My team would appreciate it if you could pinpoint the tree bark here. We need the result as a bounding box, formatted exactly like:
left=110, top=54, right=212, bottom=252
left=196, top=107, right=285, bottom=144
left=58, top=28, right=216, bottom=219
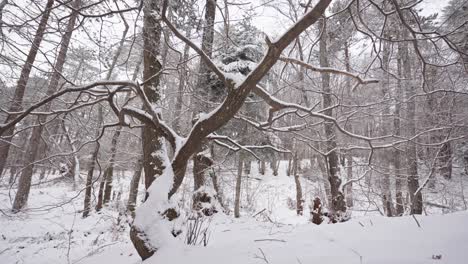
left=96, top=14, right=131, bottom=208
left=343, top=42, right=354, bottom=207
left=83, top=105, right=103, bottom=218
left=12, top=0, right=79, bottom=211
left=398, top=27, right=423, bottom=215
left=234, top=153, right=243, bottom=218
left=127, top=159, right=143, bottom=216
left=102, top=128, right=120, bottom=204
left=172, top=29, right=191, bottom=133
left=192, top=0, right=217, bottom=208
left=319, top=18, right=346, bottom=221
left=0, top=0, right=55, bottom=176
left=130, top=0, right=332, bottom=259
left=130, top=0, right=165, bottom=260
left=293, top=152, right=303, bottom=215
left=380, top=35, right=394, bottom=217
left=394, top=44, right=405, bottom=216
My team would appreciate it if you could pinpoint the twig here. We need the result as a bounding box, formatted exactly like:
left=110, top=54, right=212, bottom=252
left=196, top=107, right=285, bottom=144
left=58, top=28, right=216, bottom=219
left=254, top=248, right=270, bottom=264
left=252, top=208, right=266, bottom=217
left=254, top=238, right=287, bottom=243
left=412, top=214, right=421, bottom=228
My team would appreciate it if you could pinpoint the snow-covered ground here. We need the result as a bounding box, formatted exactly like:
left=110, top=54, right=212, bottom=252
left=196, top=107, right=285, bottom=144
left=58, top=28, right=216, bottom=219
left=1, top=162, right=467, bottom=264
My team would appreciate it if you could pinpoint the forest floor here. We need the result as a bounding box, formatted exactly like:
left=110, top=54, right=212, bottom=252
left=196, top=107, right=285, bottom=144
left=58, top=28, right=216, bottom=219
left=1, top=162, right=467, bottom=264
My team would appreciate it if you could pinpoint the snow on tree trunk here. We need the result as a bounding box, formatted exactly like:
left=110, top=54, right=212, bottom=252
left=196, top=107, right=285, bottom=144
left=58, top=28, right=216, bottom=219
left=130, top=0, right=167, bottom=259
left=130, top=139, right=178, bottom=260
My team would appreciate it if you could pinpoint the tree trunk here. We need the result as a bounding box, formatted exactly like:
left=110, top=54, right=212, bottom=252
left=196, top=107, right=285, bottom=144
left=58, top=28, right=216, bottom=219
left=127, top=159, right=143, bottom=216
left=192, top=0, right=217, bottom=208
left=0, top=0, right=8, bottom=37
left=97, top=13, right=130, bottom=207
left=103, top=128, right=121, bottom=204
left=129, top=0, right=333, bottom=259
left=234, top=153, right=243, bottom=218
left=172, top=28, right=191, bottom=133
left=0, top=0, right=54, bottom=176
left=12, top=0, right=80, bottom=211
left=259, top=160, right=266, bottom=175
left=83, top=105, right=103, bottom=218
left=394, top=45, right=404, bottom=216
left=61, top=120, right=79, bottom=188
left=380, top=35, right=394, bottom=217
left=316, top=154, right=332, bottom=208
left=345, top=154, right=353, bottom=207
left=319, top=18, right=346, bottom=221
left=210, top=167, right=224, bottom=209
left=293, top=152, right=303, bottom=215
left=343, top=42, right=353, bottom=207
left=399, top=27, right=422, bottom=215
left=130, top=0, right=165, bottom=259
left=95, top=175, right=106, bottom=212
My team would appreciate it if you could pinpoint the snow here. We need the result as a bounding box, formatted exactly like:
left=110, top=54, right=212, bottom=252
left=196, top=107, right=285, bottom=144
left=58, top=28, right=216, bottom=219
left=0, top=181, right=140, bottom=264
left=1, top=161, right=468, bottom=264
left=133, top=138, right=180, bottom=250
left=148, top=211, right=468, bottom=264
left=223, top=72, right=246, bottom=88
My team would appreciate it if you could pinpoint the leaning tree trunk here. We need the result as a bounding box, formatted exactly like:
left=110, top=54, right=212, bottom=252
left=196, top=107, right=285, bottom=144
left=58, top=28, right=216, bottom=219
left=128, top=0, right=333, bottom=259
left=0, top=0, right=54, bottom=176
left=12, top=0, right=80, bottom=211
left=319, top=18, right=346, bottom=221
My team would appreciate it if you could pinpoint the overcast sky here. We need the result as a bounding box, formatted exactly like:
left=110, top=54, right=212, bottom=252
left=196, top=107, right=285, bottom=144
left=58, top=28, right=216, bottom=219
left=250, top=0, right=449, bottom=36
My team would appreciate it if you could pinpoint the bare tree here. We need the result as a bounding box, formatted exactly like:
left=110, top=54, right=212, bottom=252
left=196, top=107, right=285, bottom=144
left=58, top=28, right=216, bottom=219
left=0, top=0, right=55, bottom=176
left=12, top=0, right=80, bottom=211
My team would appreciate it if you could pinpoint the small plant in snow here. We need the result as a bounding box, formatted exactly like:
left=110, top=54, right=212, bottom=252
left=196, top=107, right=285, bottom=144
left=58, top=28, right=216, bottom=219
left=184, top=215, right=212, bottom=247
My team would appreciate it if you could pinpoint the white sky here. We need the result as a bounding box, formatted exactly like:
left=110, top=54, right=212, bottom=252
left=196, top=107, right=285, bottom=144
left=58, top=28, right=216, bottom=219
left=249, top=0, right=449, bottom=36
